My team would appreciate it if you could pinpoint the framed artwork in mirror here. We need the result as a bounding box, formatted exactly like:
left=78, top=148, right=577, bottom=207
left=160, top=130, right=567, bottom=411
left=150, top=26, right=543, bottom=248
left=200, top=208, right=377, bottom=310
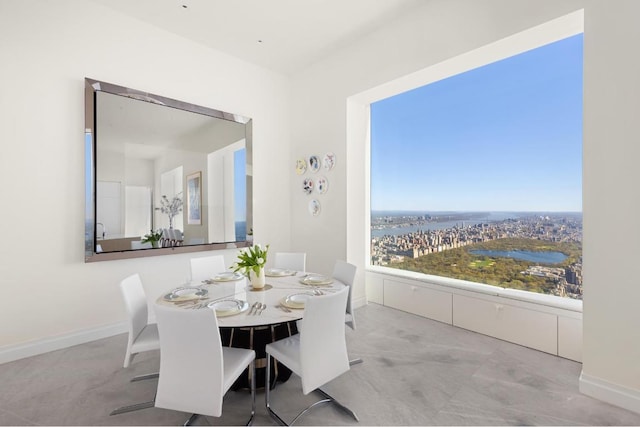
left=187, top=171, right=202, bottom=225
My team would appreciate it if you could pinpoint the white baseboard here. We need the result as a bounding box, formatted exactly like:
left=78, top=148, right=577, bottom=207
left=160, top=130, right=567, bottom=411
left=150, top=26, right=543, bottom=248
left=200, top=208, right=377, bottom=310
left=579, top=371, right=640, bottom=414
left=353, top=295, right=367, bottom=309
left=0, top=322, right=127, bottom=365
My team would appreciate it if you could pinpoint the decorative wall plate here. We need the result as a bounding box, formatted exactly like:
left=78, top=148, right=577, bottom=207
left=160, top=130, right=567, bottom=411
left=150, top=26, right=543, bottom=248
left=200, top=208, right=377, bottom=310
left=295, top=158, right=307, bottom=175
left=316, top=176, right=328, bottom=194
left=308, top=199, right=321, bottom=216
left=309, top=155, right=320, bottom=173
left=323, top=152, right=336, bottom=170
left=302, top=178, right=314, bottom=194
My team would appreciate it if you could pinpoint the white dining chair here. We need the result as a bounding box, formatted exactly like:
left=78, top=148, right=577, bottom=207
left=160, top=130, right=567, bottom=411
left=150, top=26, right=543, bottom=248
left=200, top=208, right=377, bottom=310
left=110, top=273, right=160, bottom=416
left=190, top=255, right=226, bottom=282
left=265, top=287, right=358, bottom=425
left=154, top=304, right=256, bottom=426
left=333, top=260, right=363, bottom=366
left=273, top=252, right=307, bottom=272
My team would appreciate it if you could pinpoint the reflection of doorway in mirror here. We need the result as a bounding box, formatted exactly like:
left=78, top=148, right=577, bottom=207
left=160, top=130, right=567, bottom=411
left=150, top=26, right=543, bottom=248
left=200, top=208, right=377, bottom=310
left=96, top=181, right=122, bottom=239
left=125, top=186, right=152, bottom=238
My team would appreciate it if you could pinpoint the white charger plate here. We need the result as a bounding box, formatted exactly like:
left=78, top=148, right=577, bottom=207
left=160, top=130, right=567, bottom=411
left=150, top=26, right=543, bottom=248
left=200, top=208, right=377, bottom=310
left=265, top=268, right=295, bottom=277
left=212, top=272, right=244, bottom=282
left=300, top=275, right=333, bottom=286
left=281, top=293, right=314, bottom=309
left=208, top=299, right=249, bottom=317
left=164, top=287, right=208, bottom=302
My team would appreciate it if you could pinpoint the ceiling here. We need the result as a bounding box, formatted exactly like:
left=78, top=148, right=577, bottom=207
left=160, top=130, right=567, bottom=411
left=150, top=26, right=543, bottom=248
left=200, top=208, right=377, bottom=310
left=90, top=0, right=425, bottom=75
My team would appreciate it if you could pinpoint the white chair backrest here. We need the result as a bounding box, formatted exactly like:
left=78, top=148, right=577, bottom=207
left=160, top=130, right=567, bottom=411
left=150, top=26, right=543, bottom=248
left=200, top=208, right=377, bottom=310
left=333, top=260, right=357, bottom=327
left=155, top=304, right=225, bottom=417
left=274, top=252, right=307, bottom=272
left=119, top=274, right=149, bottom=350
left=190, top=255, right=226, bottom=281
left=299, top=286, right=350, bottom=394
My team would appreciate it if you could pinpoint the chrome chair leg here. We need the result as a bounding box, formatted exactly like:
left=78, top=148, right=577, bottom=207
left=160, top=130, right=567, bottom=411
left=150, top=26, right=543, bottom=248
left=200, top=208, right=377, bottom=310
left=316, top=388, right=359, bottom=422
left=265, top=355, right=359, bottom=426
left=131, top=372, right=159, bottom=382
left=110, top=399, right=155, bottom=416
left=183, top=413, right=199, bottom=426
left=349, top=358, right=363, bottom=366
left=265, top=355, right=287, bottom=426
left=181, top=361, right=255, bottom=426
left=247, top=360, right=256, bottom=426
left=288, top=399, right=332, bottom=425
left=110, top=375, right=158, bottom=415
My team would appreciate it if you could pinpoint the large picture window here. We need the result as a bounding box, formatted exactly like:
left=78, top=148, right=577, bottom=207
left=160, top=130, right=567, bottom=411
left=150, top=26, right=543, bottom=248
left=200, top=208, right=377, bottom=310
left=370, top=34, right=583, bottom=300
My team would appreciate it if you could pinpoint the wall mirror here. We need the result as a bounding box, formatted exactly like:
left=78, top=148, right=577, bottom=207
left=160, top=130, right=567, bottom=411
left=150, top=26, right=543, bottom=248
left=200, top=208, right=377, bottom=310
left=85, top=78, right=253, bottom=262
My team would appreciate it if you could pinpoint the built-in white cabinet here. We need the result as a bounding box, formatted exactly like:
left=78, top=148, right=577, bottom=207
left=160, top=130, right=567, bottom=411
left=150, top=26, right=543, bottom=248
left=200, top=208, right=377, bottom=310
left=453, top=293, right=557, bottom=355
left=383, top=279, right=452, bottom=324
left=366, top=270, right=582, bottom=362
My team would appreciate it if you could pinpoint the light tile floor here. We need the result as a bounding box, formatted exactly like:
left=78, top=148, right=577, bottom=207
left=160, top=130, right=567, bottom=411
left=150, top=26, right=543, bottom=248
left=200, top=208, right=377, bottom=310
left=1, top=303, right=639, bottom=426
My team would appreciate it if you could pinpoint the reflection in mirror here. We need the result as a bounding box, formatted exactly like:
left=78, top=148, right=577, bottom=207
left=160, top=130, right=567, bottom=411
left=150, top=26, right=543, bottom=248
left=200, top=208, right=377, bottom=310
left=85, top=78, right=253, bottom=262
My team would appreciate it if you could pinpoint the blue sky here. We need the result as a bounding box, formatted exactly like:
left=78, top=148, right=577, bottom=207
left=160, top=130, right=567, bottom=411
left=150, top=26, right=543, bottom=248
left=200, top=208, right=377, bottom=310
left=370, top=33, right=583, bottom=212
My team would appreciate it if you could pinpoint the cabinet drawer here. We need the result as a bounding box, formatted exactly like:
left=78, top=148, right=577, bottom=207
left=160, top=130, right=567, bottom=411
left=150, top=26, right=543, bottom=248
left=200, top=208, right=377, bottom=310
left=383, top=279, right=452, bottom=324
left=453, top=294, right=557, bottom=355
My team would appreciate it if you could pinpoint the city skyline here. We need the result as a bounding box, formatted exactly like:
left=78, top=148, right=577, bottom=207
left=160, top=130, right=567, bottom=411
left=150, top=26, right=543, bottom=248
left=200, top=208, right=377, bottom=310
left=370, top=33, right=583, bottom=212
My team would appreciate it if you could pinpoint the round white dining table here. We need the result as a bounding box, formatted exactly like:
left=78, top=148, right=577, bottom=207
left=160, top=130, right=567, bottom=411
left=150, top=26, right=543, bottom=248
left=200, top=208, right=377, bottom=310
left=155, top=271, right=346, bottom=327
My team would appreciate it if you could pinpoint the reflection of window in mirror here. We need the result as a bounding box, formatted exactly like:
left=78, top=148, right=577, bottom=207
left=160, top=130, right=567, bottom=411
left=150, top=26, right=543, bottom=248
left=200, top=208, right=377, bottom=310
left=234, top=148, right=247, bottom=239
left=207, top=140, right=245, bottom=242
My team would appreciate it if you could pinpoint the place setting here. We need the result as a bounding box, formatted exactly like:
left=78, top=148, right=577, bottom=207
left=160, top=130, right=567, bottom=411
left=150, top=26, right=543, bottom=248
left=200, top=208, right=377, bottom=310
left=279, top=292, right=315, bottom=311
left=299, top=274, right=334, bottom=287
left=264, top=267, right=297, bottom=277
left=207, top=299, right=250, bottom=317
left=162, top=286, right=209, bottom=308
left=201, top=271, right=245, bottom=284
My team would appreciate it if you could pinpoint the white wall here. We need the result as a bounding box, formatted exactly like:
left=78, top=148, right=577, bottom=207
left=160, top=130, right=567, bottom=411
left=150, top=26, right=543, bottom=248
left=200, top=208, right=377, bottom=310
left=0, top=0, right=291, bottom=349
left=579, top=0, right=640, bottom=411
left=289, top=0, right=640, bottom=413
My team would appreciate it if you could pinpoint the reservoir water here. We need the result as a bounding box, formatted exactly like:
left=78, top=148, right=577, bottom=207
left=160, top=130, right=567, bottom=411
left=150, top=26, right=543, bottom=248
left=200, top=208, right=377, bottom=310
left=469, top=249, right=567, bottom=264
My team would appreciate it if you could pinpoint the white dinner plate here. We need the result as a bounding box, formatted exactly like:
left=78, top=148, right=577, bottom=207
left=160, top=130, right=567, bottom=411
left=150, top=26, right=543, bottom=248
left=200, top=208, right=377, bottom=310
left=164, top=287, right=208, bottom=302
left=265, top=268, right=295, bottom=277
left=281, top=293, right=314, bottom=309
left=300, top=275, right=333, bottom=286
left=212, top=272, right=244, bottom=282
left=208, top=299, right=249, bottom=317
